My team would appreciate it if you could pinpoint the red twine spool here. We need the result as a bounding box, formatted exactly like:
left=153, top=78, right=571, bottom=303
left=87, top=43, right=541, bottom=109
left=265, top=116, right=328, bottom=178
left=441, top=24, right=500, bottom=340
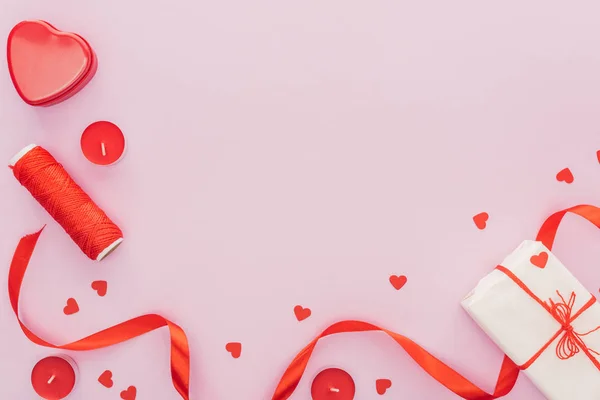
left=9, top=144, right=123, bottom=260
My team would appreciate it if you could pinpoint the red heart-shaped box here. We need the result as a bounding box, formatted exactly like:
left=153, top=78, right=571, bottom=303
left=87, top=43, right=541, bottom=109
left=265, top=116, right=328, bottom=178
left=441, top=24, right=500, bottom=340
left=7, top=20, right=97, bottom=106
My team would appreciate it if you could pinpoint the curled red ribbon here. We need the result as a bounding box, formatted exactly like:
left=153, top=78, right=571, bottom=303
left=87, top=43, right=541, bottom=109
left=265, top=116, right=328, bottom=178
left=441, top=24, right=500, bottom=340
left=272, top=204, right=600, bottom=399
left=536, top=204, right=600, bottom=249
left=10, top=205, right=600, bottom=399
left=272, top=322, right=519, bottom=399
left=8, top=228, right=190, bottom=399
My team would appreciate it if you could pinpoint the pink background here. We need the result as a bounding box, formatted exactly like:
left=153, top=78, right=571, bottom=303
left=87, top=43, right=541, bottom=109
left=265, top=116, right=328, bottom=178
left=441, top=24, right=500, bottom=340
left=2, top=1, right=600, bottom=399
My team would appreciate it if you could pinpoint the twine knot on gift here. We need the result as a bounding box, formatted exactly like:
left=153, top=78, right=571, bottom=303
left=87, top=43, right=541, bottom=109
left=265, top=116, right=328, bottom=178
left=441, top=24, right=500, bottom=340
left=496, top=266, right=600, bottom=370
left=549, top=291, right=600, bottom=361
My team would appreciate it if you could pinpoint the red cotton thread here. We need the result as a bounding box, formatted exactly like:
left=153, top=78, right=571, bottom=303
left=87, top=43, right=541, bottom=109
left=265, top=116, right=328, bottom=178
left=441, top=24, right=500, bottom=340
left=9, top=144, right=123, bottom=261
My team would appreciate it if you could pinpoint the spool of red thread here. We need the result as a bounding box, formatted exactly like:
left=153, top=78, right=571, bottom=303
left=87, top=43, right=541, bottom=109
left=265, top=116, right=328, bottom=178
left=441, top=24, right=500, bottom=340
left=9, top=144, right=123, bottom=260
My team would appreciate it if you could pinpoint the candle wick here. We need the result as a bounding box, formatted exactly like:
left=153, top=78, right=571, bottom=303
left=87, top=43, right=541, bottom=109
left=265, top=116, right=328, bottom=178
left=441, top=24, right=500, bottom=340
left=330, top=387, right=340, bottom=393
left=47, top=375, right=56, bottom=384
left=101, top=142, right=106, bottom=157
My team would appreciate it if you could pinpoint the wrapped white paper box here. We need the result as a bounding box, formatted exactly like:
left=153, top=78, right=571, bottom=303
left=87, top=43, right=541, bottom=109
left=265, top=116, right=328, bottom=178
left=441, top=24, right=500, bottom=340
left=462, top=240, right=600, bottom=400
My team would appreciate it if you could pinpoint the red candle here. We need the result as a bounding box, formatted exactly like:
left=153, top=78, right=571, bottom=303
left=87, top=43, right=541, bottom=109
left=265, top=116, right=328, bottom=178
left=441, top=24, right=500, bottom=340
left=311, top=368, right=355, bottom=400
left=31, top=356, right=77, bottom=400
left=80, top=121, right=126, bottom=165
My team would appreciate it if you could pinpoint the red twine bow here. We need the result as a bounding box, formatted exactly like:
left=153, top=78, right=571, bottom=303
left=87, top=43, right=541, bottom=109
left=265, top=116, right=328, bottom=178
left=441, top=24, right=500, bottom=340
left=496, top=266, right=600, bottom=370
left=550, top=292, right=600, bottom=361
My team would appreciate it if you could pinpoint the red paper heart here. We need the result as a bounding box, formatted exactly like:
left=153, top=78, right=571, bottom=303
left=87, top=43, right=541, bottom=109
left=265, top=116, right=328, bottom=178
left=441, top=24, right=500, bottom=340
left=473, top=212, right=489, bottom=230
left=389, top=275, right=407, bottom=290
left=225, top=342, right=242, bottom=358
left=376, top=379, right=392, bottom=395
left=98, top=370, right=113, bottom=388
left=556, top=168, right=574, bottom=184
left=120, top=386, right=137, bottom=400
left=7, top=20, right=97, bottom=106
left=530, top=251, right=549, bottom=269
left=294, top=305, right=311, bottom=321
left=91, top=280, right=108, bottom=297
left=597, top=150, right=600, bottom=164
left=63, top=298, right=79, bottom=315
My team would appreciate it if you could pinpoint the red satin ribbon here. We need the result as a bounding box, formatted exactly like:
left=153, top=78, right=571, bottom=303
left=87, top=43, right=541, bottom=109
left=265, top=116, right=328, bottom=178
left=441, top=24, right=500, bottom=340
left=272, top=321, right=519, bottom=400
left=8, top=228, right=190, bottom=399
left=536, top=204, right=600, bottom=250
left=10, top=205, right=600, bottom=399
left=272, top=204, right=600, bottom=399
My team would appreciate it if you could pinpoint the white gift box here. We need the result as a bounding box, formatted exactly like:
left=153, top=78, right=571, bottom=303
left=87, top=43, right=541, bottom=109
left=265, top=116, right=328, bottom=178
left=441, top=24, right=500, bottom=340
left=462, top=240, right=600, bottom=400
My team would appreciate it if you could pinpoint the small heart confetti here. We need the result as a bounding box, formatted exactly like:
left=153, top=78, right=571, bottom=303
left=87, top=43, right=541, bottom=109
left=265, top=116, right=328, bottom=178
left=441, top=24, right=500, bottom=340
left=63, top=298, right=79, bottom=315
left=376, top=379, right=392, bottom=395
left=530, top=251, right=549, bottom=269
left=120, top=386, right=137, bottom=400
left=389, top=275, right=408, bottom=290
left=556, top=168, right=574, bottom=184
left=225, top=342, right=242, bottom=358
left=597, top=150, right=600, bottom=164
left=91, top=280, right=107, bottom=297
left=294, top=305, right=311, bottom=321
left=473, top=212, right=489, bottom=230
left=98, top=370, right=113, bottom=388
